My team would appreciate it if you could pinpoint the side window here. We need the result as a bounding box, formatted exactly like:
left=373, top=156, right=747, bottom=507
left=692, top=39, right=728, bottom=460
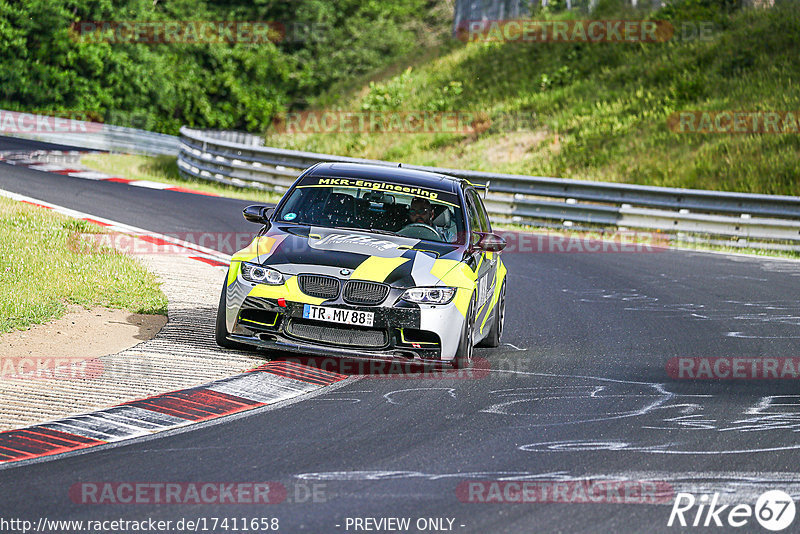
left=466, top=192, right=481, bottom=234
left=467, top=189, right=489, bottom=233
left=475, top=192, right=491, bottom=233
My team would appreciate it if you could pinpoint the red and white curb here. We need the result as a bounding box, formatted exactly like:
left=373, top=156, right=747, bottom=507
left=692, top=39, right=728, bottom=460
left=0, top=362, right=346, bottom=464
left=0, top=187, right=350, bottom=464
left=0, top=188, right=231, bottom=268
left=0, top=150, right=218, bottom=197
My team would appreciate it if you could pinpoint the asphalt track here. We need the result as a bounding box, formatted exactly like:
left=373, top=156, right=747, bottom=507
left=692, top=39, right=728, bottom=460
left=2, top=136, right=800, bottom=533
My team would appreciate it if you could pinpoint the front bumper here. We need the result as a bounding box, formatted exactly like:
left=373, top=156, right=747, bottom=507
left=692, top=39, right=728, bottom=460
left=229, top=333, right=436, bottom=362
left=226, top=278, right=467, bottom=362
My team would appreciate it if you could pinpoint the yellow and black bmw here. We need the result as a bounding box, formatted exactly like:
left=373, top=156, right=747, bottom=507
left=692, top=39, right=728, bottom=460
left=216, top=162, right=507, bottom=369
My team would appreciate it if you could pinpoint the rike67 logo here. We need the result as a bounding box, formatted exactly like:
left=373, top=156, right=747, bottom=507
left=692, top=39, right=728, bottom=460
left=668, top=491, right=796, bottom=531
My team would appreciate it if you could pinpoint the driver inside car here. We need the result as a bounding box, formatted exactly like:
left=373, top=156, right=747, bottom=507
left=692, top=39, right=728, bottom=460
left=408, top=197, right=434, bottom=226
left=407, top=197, right=455, bottom=242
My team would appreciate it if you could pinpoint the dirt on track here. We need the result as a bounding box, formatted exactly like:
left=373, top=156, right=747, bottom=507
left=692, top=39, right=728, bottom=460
left=1, top=305, right=166, bottom=360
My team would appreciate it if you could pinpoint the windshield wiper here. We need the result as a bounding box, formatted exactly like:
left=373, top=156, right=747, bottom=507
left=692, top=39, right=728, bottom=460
left=333, top=225, right=449, bottom=244
left=333, top=226, right=399, bottom=237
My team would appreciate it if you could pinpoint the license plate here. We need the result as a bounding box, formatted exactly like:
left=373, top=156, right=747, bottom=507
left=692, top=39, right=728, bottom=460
left=303, top=305, right=374, bottom=327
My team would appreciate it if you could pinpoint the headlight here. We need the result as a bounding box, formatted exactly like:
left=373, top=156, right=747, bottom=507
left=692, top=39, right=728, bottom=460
left=241, top=262, right=284, bottom=285
left=401, top=287, right=456, bottom=304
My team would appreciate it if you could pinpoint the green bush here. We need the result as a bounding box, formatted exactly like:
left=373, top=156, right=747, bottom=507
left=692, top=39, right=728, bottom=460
left=0, top=0, right=451, bottom=134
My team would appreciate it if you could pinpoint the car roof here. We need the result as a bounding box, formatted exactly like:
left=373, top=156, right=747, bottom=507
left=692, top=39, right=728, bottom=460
left=306, top=162, right=463, bottom=195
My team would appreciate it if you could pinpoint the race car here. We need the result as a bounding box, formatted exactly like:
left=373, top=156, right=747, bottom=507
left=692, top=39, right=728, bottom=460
left=215, top=162, right=507, bottom=369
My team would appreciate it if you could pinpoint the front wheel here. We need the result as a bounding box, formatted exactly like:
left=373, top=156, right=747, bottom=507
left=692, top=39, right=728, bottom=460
left=451, top=298, right=476, bottom=369
left=478, top=280, right=505, bottom=348
left=215, top=279, right=247, bottom=350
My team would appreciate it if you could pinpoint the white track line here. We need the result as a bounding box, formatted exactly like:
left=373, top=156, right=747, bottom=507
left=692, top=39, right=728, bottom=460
left=0, top=150, right=217, bottom=196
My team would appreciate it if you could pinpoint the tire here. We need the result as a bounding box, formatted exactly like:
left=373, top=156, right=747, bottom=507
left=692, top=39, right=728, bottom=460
left=478, top=280, right=505, bottom=348
left=451, top=297, right=476, bottom=369
left=215, top=279, right=248, bottom=350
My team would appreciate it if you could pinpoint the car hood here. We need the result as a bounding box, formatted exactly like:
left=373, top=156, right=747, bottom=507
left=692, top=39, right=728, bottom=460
left=237, top=225, right=467, bottom=288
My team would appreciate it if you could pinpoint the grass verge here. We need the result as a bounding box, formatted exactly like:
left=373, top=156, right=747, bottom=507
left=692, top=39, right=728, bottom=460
left=79, top=154, right=281, bottom=203
left=0, top=196, right=168, bottom=334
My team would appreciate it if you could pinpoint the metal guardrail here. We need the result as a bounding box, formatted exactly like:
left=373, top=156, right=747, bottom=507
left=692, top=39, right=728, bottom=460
left=0, top=110, right=179, bottom=156
left=178, top=127, right=800, bottom=245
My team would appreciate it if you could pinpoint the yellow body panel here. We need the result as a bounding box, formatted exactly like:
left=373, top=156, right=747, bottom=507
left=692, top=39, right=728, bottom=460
left=351, top=256, right=409, bottom=283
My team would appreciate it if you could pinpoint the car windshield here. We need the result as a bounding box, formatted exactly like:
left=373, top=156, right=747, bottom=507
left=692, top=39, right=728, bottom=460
left=274, top=177, right=465, bottom=244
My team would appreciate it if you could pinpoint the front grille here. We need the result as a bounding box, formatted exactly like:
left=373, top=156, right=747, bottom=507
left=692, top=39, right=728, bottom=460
left=343, top=280, right=390, bottom=305
left=298, top=274, right=340, bottom=299
left=286, top=319, right=387, bottom=348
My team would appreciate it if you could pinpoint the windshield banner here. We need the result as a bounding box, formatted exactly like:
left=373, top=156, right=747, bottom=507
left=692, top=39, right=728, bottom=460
left=298, top=176, right=459, bottom=205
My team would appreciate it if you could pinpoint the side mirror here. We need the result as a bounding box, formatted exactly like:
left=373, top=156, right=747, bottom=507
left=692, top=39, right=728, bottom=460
left=471, top=232, right=506, bottom=252
left=243, top=205, right=273, bottom=228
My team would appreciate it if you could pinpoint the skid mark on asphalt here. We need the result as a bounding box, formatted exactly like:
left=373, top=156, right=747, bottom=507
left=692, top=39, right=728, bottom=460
left=485, top=370, right=675, bottom=424
left=565, top=286, right=800, bottom=338
left=0, top=362, right=346, bottom=466
left=308, top=390, right=375, bottom=404
left=560, top=287, right=659, bottom=304
left=520, top=439, right=800, bottom=455
left=481, top=384, right=679, bottom=418
left=383, top=388, right=457, bottom=405
left=279, top=375, right=800, bottom=505
left=297, top=470, right=572, bottom=481
left=759, top=261, right=800, bottom=277
left=457, top=369, right=800, bottom=456
left=726, top=331, right=800, bottom=338
left=294, top=470, right=800, bottom=504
